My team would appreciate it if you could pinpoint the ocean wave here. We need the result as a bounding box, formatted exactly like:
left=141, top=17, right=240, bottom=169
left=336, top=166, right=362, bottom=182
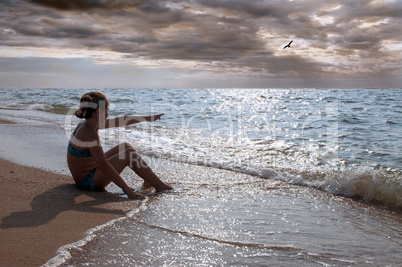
left=235, top=165, right=400, bottom=210
left=105, top=124, right=402, bottom=210
left=261, top=167, right=402, bottom=209
left=0, top=101, right=72, bottom=115
left=127, top=140, right=402, bottom=210
left=0, top=102, right=53, bottom=111
left=26, top=103, right=53, bottom=111
left=134, top=146, right=402, bottom=209
left=0, top=101, right=24, bottom=110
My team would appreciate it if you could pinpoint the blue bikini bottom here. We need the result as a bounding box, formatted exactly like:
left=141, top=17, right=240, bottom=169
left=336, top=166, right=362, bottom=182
left=75, top=168, right=96, bottom=191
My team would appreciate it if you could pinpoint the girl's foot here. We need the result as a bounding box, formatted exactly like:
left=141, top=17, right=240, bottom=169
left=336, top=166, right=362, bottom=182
left=143, top=180, right=173, bottom=192
left=155, top=184, right=173, bottom=192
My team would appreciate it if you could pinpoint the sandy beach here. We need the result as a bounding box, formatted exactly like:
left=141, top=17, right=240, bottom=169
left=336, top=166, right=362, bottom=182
left=0, top=157, right=143, bottom=266
left=0, top=118, right=143, bottom=266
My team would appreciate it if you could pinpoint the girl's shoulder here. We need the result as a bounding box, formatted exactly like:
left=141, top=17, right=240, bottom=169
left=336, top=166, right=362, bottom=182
left=74, top=122, right=98, bottom=141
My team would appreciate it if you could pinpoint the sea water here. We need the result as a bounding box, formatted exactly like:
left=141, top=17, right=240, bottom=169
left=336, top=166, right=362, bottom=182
left=0, top=88, right=401, bottom=266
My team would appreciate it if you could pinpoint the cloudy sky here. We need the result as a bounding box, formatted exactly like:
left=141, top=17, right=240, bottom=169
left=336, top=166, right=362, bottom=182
left=0, top=0, right=401, bottom=88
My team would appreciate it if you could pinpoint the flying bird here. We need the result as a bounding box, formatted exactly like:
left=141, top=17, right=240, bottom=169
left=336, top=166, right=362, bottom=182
left=283, top=40, right=293, bottom=49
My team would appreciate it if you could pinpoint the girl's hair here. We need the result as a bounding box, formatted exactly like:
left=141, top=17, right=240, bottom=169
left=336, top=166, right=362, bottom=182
left=75, top=91, right=109, bottom=119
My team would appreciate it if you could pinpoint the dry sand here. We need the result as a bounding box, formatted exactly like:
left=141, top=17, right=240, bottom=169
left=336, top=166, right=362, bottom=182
left=0, top=158, right=141, bottom=266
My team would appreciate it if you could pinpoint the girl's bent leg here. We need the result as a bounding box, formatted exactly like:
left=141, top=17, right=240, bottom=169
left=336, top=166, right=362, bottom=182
left=91, top=157, right=141, bottom=199
left=104, top=142, right=172, bottom=192
left=92, top=144, right=135, bottom=190
left=129, top=151, right=173, bottom=192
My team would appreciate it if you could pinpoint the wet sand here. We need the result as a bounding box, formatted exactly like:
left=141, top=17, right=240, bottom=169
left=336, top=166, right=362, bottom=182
left=0, top=158, right=141, bottom=266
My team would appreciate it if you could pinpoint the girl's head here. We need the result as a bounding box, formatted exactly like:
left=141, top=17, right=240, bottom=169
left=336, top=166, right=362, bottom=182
left=75, top=91, right=109, bottom=119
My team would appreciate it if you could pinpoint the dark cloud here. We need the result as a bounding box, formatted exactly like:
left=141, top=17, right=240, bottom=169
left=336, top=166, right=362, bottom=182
left=195, top=0, right=281, bottom=18
left=30, top=0, right=108, bottom=10
left=29, top=0, right=173, bottom=13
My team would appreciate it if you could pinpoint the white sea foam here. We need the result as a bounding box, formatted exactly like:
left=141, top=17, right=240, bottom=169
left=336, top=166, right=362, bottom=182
left=42, top=217, right=126, bottom=267
left=0, top=102, right=53, bottom=112
left=27, top=103, right=54, bottom=111
left=120, top=126, right=402, bottom=209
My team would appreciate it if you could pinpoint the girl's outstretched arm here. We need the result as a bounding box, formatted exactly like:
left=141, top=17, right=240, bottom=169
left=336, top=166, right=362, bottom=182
left=102, top=113, right=164, bottom=129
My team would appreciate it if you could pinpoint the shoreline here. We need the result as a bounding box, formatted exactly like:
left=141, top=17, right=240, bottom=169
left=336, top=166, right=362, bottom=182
left=0, top=157, right=141, bottom=266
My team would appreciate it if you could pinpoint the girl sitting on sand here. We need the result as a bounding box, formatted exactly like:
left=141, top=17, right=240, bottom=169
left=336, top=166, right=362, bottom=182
left=67, top=91, right=172, bottom=198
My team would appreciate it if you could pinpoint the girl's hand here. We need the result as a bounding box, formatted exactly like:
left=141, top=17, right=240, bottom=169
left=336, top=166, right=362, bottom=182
left=148, top=113, right=164, bottom=122
left=123, top=187, right=142, bottom=199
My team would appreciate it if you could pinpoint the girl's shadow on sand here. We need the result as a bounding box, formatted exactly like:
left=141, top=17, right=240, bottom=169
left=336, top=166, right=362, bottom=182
left=0, top=184, right=134, bottom=229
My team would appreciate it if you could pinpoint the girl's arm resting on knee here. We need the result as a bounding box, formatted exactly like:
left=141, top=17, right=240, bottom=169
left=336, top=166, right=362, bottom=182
left=88, top=136, right=131, bottom=191
left=102, top=114, right=164, bottom=129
